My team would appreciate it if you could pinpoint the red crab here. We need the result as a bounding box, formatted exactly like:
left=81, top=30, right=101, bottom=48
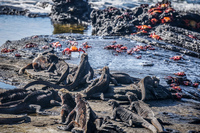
left=175, top=93, right=182, bottom=99
left=150, top=10, right=163, bottom=16
left=68, top=41, right=78, bottom=46
left=32, top=35, right=38, bottom=39
left=170, top=83, right=179, bottom=87
left=104, top=45, right=115, bottom=50
left=193, top=83, right=199, bottom=88
left=62, top=46, right=85, bottom=55
left=82, top=42, right=92, bottom=49
left=131, top=30, right=148, bottom=35
left=52, top=42, right=62, bottom=48
left=172, top=86, right=182, bottom=92
left=188, top=35, right=198, bottom=39
left=148, top=7, right=161, bottom=13
left=183, top=81, right=192, bottom=86
left=111, top=41, right=117, bottom=44
left=120, top=46, right=128, bottom=50
left=42, top=45, right=49, bottom=49
left=136, top=55, right=142, bottom=59
left=114, top=44, right=123, bottom=48
left=165, top=7, right=175, bottom=13
left=24, top=43, right=37, bottom=48
left=15, top=54, right=21, bottom=57
left=136, top=25, right=152, bottom=30
left=149, top=33, right=162, bottom=40
left=1, top=48, right=15, bottom=53
left=161, top=16, right=173, bottom=23
left=174, top=72, right=186, bottom=76
left=127, top=48, right=134, bottom=55
left=151, top=18, right=159, bottom=25
left=170, top=56, right=184, bottom=61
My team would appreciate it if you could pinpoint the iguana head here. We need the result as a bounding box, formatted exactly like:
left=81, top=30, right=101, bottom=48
left=75, top=93, right=83, bottom=103
left=126, top=91, right=138, bottom=103
left=103, top=66, right=109, bottom=73
left=108, top=100, right=119, bottom=109
left=81, top=53, right=88, bottom=61
left=59, top=89, right=75, bottom=106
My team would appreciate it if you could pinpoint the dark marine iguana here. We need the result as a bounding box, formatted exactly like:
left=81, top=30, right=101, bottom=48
left=83, top=66, right=120, bottom=97
left=57, top=93, right=97, bottom=133
left=0, top=115, right=30, bottom=124
left=110, top=72, right=140, bottom=84
left=0, top=90, right=61, bottom=114
left=138, top=76, right=171, bottom=101
left=126, top=91, right=165, bottom=132
left=19, top=53, right=59, bottom=75
left=58, top=89, right=76, bottom=123
left=108, top=100, right=157, bottom=133
left=23, top=53, right=94, bottom=91
left=0, top=89, right=33, bottom=104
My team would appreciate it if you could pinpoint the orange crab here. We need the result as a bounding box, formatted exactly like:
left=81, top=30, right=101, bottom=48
left=62, top=46, right=85, bottom=56
left=174, top=72, right=186, bottom=76
left=149, top=33, right=162, bottom=40
left=161, top=16, right=173, bottom=23
left=170, top=56, right=184, bottom=61
left=150, top=18, right=159, bottom=25
left=159, top=3, right=169, bottom=9
left=150, top=10, right=163, bottom=16
left=136, top=25, right=152, bottom=30
left=148, top=7, right=161, bottom=13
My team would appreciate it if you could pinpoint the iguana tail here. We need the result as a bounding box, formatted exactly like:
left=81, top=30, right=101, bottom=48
left=23, top=80, right=62, bottom=90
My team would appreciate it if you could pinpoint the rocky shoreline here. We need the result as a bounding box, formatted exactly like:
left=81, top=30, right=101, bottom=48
left=0, top=0, right=200, bottom=133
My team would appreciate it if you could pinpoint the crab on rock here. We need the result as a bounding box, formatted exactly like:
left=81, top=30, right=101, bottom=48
left=62, top=46, right=85, bottom=56
left=149, top=33, right=162, bottom=40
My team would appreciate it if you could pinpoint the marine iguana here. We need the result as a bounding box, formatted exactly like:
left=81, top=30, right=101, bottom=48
left=0, top=115, right=30, bottom=124
left=23, top=53, right=94, bottom=91
left=58, top=89, right=76, bottom=123
left=138, top=76, right=171, bottom=101
left=110, top=73, right=140, bottom=84
left=19, top=53, right=59, bottom=75
left=0, top=89, right=32, bottom=104
left=126, top=92, right=165, bottom=132
left=57, top=93, right=97, bottom=133
left=0, top=90, right=61, bottom=114
left=84, top=66, right=119, bottom=97
left=108, top=100, right=157, bottom=133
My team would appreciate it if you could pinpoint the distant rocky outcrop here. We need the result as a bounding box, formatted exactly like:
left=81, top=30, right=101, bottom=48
left=50, top=0, right=92, bottom=24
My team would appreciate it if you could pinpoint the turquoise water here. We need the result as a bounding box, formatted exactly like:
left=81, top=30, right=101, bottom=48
left=0, top=15, right=54, bottom=45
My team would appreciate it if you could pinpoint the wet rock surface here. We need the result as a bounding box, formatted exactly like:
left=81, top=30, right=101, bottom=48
left=0, top=34, right=200, bottom=132
left=90, top=3, right=200, bottom=55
